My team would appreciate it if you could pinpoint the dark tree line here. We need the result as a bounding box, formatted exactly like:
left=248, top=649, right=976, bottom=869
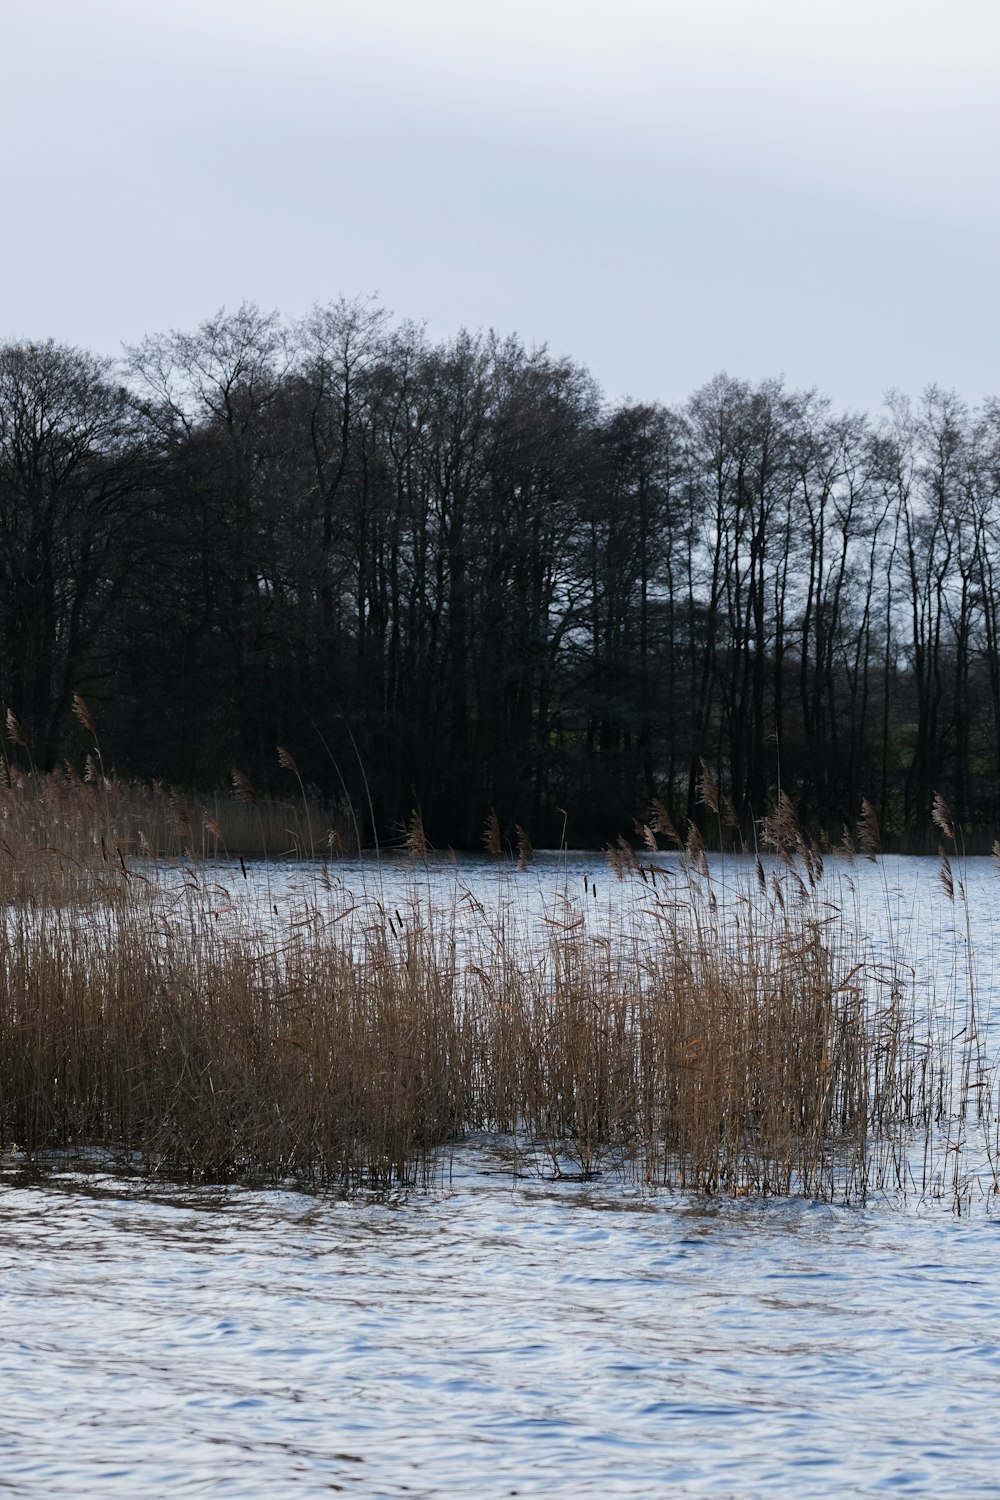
left=3, top=299, right=1000, bottom=848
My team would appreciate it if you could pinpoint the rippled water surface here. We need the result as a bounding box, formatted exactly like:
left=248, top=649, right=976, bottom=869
left=4, top=853, right=1000, bottom=1496
left=2, top=1153, right=1000, bottom=1497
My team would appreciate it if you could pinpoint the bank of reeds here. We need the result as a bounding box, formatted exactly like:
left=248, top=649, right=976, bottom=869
left=0, top=769, right=989, bottom=1202
left=0, top=759, right=356, bottom=907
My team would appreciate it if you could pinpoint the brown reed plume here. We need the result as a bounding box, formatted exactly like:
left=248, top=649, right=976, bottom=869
left=858, top=798, right=881, bottom=860
left=483, top=808, right=503, bottom=857
left=649, top=798, right=683, bottom=849
left=932, top=792, right=955, bottom=843
left=405, top=808, right=430, bottom=859
left=697, top=758, right=720, bottom=814
left=5, top=708, right=25, bottom=748
left=232, top=769, right=256, bottom=803
left=71, top=693, right=97, bottom=737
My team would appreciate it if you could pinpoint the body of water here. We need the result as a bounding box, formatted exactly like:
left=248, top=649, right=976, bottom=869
left=3, top=851, right=999, bottom=1496
left=2, top=1156, right=999, bottom=1497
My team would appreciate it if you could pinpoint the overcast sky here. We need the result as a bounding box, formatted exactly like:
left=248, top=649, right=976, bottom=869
left=4, top=0, right=999, bottom=413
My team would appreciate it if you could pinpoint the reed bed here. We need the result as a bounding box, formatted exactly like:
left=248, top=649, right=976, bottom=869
left=0, top=769, right=993, bottom=1204
left=0, top=760, right=356, bottom=908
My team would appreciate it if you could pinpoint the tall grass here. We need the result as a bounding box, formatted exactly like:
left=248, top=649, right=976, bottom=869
left=0, top=766, right=991, bottom=1203
left=0, top=761, right=357, bottom=907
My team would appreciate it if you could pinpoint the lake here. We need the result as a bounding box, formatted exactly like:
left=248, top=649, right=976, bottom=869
left=2, top=851, right=999, bottom=1496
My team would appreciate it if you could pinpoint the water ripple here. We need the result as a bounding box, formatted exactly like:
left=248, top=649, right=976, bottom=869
left=0, top=1153, right=998, bottom=1496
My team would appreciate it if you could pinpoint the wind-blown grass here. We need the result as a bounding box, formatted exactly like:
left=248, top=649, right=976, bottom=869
left=0, top=766, right=992, bottom=1203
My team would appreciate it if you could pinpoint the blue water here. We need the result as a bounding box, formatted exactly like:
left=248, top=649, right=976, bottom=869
left=3, top=851, right=1000, bottom=1496
left=1, top=1151, right=998, bottom=1497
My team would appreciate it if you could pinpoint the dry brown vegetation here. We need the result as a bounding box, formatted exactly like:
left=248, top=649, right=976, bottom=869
left=0, top=755, right=356, bottom=907
left=0, top=763, right=994, bottom=1203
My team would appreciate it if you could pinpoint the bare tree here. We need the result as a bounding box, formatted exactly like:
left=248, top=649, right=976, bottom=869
left=0, top=339, right=145, bottom=764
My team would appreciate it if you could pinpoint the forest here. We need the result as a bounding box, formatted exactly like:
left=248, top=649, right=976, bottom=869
left=1, top=297, right=998, bottom=849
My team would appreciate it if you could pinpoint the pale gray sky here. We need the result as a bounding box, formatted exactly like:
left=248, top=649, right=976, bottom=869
left=4, top=0, right=999, bottom=412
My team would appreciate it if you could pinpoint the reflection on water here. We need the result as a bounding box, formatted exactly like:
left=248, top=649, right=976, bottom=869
left=4, top=852, right=1000, bottom=1494
left=2, top=1145, right=1000, bottom=1496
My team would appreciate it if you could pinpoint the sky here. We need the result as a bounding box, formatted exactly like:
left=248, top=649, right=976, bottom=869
left=3, top=0, right=999, bottom=414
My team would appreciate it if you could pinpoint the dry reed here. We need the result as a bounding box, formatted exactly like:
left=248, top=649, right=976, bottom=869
left=0, top=763, right=357, bottom=908
left=0, top=769, right=991, bottom=1204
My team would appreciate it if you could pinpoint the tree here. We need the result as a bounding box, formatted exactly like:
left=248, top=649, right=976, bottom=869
left=125, top=304, right=296, bottom=780
left=0, top=339, right=147, bottom=764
